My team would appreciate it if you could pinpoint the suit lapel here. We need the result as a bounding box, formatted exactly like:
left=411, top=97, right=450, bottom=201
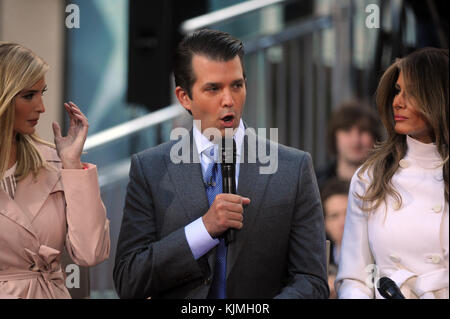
left=165, top=129, right=273, bottom=278
left=165, top=130, right=210, bottom=222
left=226, top=132, right=272, bottom=278
left=165, top=130, right=218, bottom=273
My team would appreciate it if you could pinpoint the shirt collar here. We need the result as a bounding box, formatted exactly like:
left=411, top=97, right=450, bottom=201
left=193, top=119, right=245, bottom=160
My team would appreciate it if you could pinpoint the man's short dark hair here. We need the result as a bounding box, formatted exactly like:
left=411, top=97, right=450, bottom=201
left=173, top=29, right=245, bottom=99
left=320, top=178, right=350, bottom=218
left=327, top=101, right=383, bottom=156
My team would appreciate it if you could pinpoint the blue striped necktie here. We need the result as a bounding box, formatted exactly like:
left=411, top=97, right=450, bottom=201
left=203, top=147, right=227, bottom=299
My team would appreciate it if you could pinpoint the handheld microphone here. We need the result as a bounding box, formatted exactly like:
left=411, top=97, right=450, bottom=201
left=221, top=137, right=236, bottom=246
left=377, top=277, right=406, bottom=299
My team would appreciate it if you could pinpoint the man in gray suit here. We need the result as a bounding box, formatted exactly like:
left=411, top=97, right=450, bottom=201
left=113, top=29, right=329, bottom=299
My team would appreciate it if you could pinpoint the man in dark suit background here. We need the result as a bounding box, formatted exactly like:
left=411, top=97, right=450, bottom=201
left=113, top=29, right=329, bottom=299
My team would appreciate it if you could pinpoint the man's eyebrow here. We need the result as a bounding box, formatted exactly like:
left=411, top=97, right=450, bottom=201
left=201, top=79, right=244, bottom=88
left=203, top=82, right=220, bottom=86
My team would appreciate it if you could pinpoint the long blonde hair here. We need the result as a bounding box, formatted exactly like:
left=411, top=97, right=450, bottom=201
left=0, top=42, right=54, bottom=181
left=358, top=47, right=449, bottom=212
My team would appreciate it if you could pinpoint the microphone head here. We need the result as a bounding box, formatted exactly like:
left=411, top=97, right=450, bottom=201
left=221, top=137, right=236, bottom=164
left=377, top=277, right=405, bottom=299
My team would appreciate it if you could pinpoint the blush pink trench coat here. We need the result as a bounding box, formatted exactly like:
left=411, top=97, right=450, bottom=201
left=0, top=144, right=110, bottom=298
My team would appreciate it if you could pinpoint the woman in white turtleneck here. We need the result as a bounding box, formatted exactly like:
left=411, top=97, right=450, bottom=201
left=335, top=47, right=449, bottom=299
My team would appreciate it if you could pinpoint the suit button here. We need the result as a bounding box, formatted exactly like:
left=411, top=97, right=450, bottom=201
left=204, top=277, right=212, bottom=285
left=399, top=159, right=410, bottom=168
left=389, top=254, right=401, bottom=263
left=432, top=204, right=442, bottom=213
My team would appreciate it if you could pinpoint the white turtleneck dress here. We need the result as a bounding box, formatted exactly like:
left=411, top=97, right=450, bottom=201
left=335, top=135, right=449, bottom=299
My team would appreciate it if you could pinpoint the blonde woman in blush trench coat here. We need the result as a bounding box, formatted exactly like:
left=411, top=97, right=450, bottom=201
left=0, top=42, right=110, bottom=299
left=0, top=145, right=110, bottom=299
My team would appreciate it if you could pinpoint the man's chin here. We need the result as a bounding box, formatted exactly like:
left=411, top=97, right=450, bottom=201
left=220, top=126, right=239, bottom=137
left=347, top=157, right=367, bottom=166
left=219, top=121, right=240, bottom=134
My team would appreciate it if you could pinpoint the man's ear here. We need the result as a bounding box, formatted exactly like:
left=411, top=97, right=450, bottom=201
left=175, top=86, right=192, bottom=112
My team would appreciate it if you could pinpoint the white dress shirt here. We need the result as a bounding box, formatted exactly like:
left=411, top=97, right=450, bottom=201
left=184, top=119, right=245, bottom=260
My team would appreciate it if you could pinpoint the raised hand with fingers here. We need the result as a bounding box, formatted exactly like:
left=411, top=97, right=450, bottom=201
left=52, top=101, right=89, bottom=169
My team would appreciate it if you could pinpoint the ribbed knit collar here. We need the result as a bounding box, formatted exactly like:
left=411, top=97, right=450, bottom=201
left=405, top=135, right=442, bottom=166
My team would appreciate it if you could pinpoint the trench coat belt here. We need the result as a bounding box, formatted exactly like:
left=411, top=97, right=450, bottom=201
left=0, top=269, right=65, bottom=283
left=0, top=245, right=65, bottom=285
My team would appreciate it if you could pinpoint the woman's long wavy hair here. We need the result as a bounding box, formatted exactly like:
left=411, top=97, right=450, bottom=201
left=0, top=42, right=54, bottom=181
left=357, top=47, right=449, bottom=212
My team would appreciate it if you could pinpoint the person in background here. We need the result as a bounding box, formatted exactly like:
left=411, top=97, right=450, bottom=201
left=321, top=178, right=350, bottom=267
left=327, top=264, right=338, bottom=299
left=0, top=43, right=110, bottom=299
left=336, top=47, right=448, bottom=299
left=320, top=178, right=349, bottom=299
left=316, top=101, right=383, bottom=190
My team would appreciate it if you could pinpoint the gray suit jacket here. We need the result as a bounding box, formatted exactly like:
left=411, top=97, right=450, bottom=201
left=113, top=129, right=329, bottom=298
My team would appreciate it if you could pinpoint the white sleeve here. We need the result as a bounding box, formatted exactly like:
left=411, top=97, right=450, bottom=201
left=335, top=170, right=376, bottom=299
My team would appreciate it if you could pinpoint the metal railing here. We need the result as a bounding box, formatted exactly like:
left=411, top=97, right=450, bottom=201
left=84, top=104, right=185, bottom=152
left=180, top=0, right=290, bottom=34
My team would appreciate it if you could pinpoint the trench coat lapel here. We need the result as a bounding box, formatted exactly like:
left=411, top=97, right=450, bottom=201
left=14, top=166, right=62, bottom=222
left=0, top=189, right=38, bottom=239
left=0, top=144, right=62, bottom=238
